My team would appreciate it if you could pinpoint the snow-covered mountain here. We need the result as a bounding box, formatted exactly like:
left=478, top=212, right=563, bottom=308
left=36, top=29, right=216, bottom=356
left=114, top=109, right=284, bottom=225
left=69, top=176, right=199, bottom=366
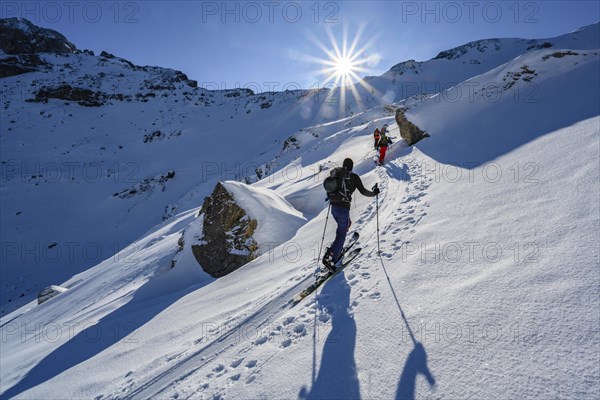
left=0, top=17, right=333, bottom=313
left=1, top=18, right=599, bottom=399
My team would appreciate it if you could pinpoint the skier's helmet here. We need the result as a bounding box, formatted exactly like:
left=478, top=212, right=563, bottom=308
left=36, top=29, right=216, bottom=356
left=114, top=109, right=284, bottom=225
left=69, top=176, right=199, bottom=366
left=342, top=158, right=354, bottom=171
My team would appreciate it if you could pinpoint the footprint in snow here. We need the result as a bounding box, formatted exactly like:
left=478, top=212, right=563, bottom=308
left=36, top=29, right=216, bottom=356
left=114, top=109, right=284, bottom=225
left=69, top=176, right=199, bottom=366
left=230, top=373, right=241, bottom=381
left=293, top=323, right=306, bottom=336
left=370, top=292, right=381, bottom=300
left=245, top=360, right=257, bottom=368
left=213, top=364, right=225, bottom=372
left=230, top=359, right=243, bottom=368
left=281, top=338, right=292, bottom=348
left=254, top=336, right=269, bottom=345
left=283, top=316, right=295, bottom=325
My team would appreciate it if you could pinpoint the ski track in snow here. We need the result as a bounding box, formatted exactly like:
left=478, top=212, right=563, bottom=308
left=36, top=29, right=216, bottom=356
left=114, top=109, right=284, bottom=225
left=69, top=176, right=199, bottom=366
left=127, top=148, right=437, bottom=399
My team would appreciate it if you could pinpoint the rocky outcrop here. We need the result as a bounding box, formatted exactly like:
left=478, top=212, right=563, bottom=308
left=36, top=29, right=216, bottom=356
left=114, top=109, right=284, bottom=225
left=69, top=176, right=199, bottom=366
left=395, top=108, right=429, bottom=146
left=37, top=285, right=68, bottom=305
left=434, top=39, right=502, bottom=61
left=0, top=54, right=49, bottom=77
left=29, top=84, right=124, bottom=107
left=192, top=182, right=259, bottom=277
left=0, top=18, right=76, bottom=54
left=389, top=59, right=422, bottom=75
left=112, top=171, right=176, bottom=199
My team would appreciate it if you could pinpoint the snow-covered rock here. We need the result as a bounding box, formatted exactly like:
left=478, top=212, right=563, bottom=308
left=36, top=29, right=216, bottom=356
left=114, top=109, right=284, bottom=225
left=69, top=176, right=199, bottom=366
left=36, top=285, right=67, bottom=304
left=192, top=181, right=306, bottom=277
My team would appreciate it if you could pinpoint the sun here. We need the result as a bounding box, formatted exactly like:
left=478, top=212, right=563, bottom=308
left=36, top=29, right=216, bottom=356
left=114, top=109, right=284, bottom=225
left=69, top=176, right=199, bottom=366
left=296, top=26, right=383, bottom=115
left=319, top=47, right=365, bottom=87
left=299, top=26, right=377, bottom=89
left=334, top=55, right=354, bottom=81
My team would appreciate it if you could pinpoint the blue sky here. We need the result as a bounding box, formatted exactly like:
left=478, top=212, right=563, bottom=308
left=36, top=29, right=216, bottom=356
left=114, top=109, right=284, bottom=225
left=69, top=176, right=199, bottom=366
left=4, top=1, right=599, bottom=90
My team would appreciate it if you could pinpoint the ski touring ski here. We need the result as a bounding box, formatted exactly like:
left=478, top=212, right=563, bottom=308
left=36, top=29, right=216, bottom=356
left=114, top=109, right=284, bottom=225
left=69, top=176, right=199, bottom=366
left=290, top=233, right=362, bottom=306
left=323, top=231, right=359, bottom=273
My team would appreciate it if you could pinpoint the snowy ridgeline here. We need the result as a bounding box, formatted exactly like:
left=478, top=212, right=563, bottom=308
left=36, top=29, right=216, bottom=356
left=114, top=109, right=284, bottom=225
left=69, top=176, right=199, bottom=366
left=0, top=18, right=599, bottom=399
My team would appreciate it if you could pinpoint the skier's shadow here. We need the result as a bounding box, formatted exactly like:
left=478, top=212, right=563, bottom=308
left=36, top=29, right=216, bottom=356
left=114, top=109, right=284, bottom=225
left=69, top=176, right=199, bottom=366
left=396, top=341, right=436, bottom=400
left=384, top=162, right=411, bottom=182
left=299, top=271, right=361, bottom=400
left=377, top=257, right=436, bottom=400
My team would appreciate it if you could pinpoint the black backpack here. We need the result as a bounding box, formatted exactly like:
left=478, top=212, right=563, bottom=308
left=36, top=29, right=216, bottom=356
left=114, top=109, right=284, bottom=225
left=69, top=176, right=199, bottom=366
left=379, top=134, right=389, bottom=146
left=323, top=167, right=352, bottom=203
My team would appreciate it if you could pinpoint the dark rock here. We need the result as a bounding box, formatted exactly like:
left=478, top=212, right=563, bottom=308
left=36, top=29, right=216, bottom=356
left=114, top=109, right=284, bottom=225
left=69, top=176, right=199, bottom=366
left=527, top=41, right=553, bottom=51
left=0, top=18, right=76, bottom=54
left=32, top=84, right=107, bottom=107
left=192, top=182, right=259, bottom=277
left=37, top=285, right=67, bottom=305
left=0, top=54, right=49, bottom=77
left=112, top=171, right=176, bottom=199
left=30, top=83, right=132, bottom=106
left=99, top=51, right=116, bottom=59
left=542, top=51, right=579, bottom=61
left=434, top=39, right=501, bottom=61
left=395, top=108, right=429, bottom=146
left=282, top=136, right=300, bottom=151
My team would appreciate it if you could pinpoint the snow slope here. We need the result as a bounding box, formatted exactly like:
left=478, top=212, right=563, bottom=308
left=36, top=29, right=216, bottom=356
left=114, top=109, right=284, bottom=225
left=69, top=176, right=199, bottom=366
left=1, top=25, right=598, bottom=400
left=2, top=20, right=599, bottom=316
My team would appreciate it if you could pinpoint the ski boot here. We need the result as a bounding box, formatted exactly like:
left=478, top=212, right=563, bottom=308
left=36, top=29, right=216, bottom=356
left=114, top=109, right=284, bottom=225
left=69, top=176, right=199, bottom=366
left=321, top=247, right=337, bottom=275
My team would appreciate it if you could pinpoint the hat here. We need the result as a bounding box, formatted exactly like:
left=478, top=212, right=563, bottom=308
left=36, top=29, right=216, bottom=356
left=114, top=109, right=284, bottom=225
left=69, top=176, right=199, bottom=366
left=343, top=158, right=354, bottom=171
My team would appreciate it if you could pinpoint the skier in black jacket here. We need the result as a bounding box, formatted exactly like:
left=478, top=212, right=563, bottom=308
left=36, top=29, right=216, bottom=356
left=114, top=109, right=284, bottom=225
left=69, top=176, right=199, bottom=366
left=323, top=158, right=380, bottom=271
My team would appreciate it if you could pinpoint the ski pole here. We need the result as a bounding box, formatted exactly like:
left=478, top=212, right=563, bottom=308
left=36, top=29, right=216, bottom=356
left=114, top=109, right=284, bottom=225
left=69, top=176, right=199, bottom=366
left=374, top=184, right=381, bottom=256
left=317, top=201, right=332, bottom=265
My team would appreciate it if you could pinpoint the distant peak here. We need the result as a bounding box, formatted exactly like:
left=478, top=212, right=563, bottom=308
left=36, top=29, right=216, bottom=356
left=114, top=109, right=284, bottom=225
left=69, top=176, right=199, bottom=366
left=0, top=17, right=77, bottom=55
left=433, top=38, right=502, bottom=61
